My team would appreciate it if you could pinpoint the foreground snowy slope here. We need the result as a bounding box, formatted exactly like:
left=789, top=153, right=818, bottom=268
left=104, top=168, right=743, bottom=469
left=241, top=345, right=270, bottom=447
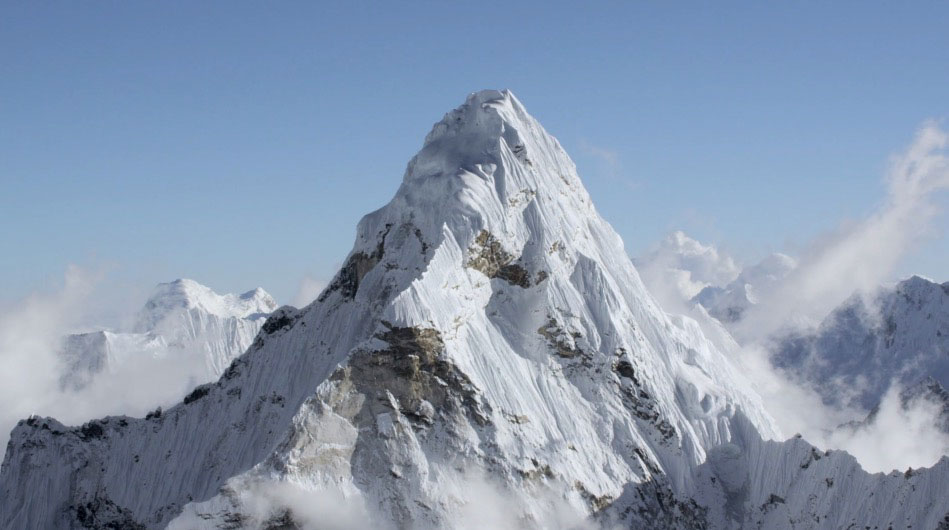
left=60, top=279, right=277, bottom=390
left=2, top=90, right=946, bottom=529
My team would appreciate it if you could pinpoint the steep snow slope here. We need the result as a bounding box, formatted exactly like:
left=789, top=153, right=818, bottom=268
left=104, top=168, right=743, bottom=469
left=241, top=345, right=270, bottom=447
left=60, top=279, right=277, bottom=390
left=773, top=275, right=949, bottom=410
left=2, top=91, right=945, bottom=529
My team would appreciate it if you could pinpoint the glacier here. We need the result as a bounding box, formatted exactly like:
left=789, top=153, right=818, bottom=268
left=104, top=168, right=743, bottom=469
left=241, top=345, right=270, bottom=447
left=1, top=90, right=946, bottom=529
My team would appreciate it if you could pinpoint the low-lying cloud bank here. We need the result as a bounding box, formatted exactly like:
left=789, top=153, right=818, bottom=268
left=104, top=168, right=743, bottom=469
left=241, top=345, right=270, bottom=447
left=170, top=469, right=598, bottom=530
left=0, top=265, right=337, bottom=448
left=0, top=268, right=218, bottom=447
left=0, top=265, right=97, bottom=445
left=734, top=343, right=949, bottom=473
left=828, top=383, right=949, bottom=473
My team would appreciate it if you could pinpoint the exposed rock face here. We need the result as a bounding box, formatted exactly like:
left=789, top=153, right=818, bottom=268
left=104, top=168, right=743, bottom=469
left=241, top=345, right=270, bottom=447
left=466, top=229, right=534, bottom=288
left=2, top=91, right=946, bottom=530
left=319, top=225, right=392, bottom=302
left=342, top=323, right=489, bottom=428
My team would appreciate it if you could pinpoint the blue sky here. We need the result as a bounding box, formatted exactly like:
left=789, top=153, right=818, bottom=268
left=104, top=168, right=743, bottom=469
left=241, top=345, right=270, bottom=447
left=2, top=2, right=948, bottom=306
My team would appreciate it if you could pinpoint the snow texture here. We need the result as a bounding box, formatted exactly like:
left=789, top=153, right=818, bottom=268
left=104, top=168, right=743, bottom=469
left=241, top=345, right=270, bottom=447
left=1, top=91, right=946, bottom=530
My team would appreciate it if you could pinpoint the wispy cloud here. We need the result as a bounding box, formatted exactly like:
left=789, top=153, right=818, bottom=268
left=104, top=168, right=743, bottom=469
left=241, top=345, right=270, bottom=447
left=291, top=276, right=327, bottom=308
left=0, top=266, right=96, bottom=443
left=737, top=121, right=949, bottom=340
left=634, top=121, right=949, bottom=473
left=734, top=121, right=949, bottom=472
left=734, top=344, right=949, bottom=473
left=579, top=139, right=639, bottom=192
left=635, top=230, right=741, bottom=313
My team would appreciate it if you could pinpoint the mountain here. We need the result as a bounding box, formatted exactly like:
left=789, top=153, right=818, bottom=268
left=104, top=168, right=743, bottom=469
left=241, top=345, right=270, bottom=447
left=692, top=253, right=796, bottom=325
left=2, top=91, right=947, bottom=529
left=772, top=275, right=949, bottom=410
left=896, top=377, right=949, bottom=433
left=839, top=377, right=949, bottom=435
left=59, top=279, right=278, bottom=391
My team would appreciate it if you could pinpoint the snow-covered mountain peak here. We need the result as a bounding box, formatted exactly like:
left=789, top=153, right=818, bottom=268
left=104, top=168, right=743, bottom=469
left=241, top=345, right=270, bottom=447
left=134, top=278, right=276, bottom=333
left=351, top=89, right=623, bottom=305
left=893, top=274, right=945, bottom=300
left=773, top=274, right=949, bottom=410
left=239, top=286, right=272, bottom=302
left=5, top=92, right=947, bottom=530
left=399, top=89, right=593, bottom=222
left=58, top=279, right=279, bottom=392
left=320, top=88, right=781, bottom=460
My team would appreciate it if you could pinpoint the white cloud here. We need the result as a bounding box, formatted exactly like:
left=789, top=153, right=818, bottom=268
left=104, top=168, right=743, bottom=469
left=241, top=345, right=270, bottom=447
left=0, top=265, right=97, bottom=444
left=232, top=480, right=376, bottom=530
left=826, top=384, right=949, bottom=473
left=736, top=121, right=949, bottom=340
left=664, top=122, right=949, bottom=474
left=732, top=343, right=949, bottom=473
left=0, top=267, right=211, bottom=447
left=635, top=230, right=741, bottom=309
left=445, top=469, right=597, bottom=530
left=291, top=276, right=327, bottom=308
left=169, top=479, right=377, bottom=530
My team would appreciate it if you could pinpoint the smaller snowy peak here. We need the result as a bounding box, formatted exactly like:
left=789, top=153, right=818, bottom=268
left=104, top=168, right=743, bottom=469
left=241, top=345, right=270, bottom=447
left=773, top=275, right=949, bottom=410
left=693, top=252, right=797, bottom=323
left=134, top=279, right=276, bottom=333
left=60, top=279, right=278, bottom=393
left=239, top=286, right=271, bottom=302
